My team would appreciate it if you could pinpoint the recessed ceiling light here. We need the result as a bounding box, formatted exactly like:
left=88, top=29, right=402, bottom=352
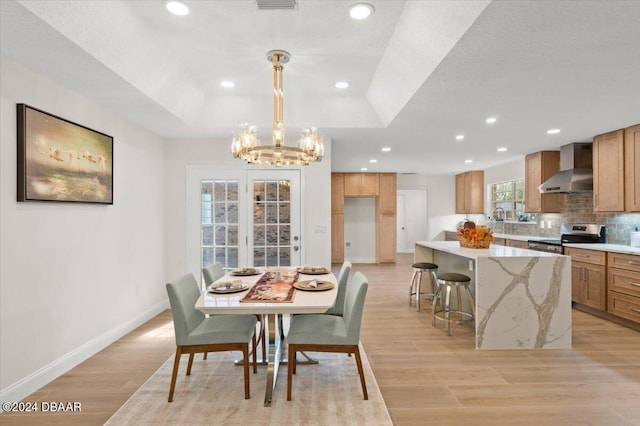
left=361, top=167, right=368, bottom=171
left=464, top=159, right=473, bottom=163
left=163, top=0, right=189, bottom=16
left=486, top=117, right=497, bottom=124
left=497, top=147, right=508, bottom=152
left=455, top=134, right=464, bottom=141
left=335, top=81, right=349, bottom=89
left=220, top=81, right=235, bottom=88
left=369, top=159, right=377, bottom=163
left=381, top=147, right=391, bottom=152
left=547, top=128, right=561, bottom=134
left=349, top=3, right=374, bottom=20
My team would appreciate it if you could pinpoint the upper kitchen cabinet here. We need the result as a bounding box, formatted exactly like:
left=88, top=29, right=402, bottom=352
left=344, top=173, right=379, bottom=197
left=455, top=171, right=484, bottom=214
left=525, top=151, right=561, bottom=213
left=593, top=129, right=625, bottom=212
left=625, top=124, right=640, bottom=211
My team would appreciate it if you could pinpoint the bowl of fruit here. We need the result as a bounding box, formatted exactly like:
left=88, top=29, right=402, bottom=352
left=456, top=221, right=494, bottom=249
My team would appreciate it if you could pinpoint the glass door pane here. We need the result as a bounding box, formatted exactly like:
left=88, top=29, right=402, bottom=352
left=248, top=170, right=300, bottom=267
left=201, top=179, right=239, bottom=269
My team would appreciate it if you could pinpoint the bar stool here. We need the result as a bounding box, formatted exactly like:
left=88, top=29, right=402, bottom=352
left=432, top=272, right=475, bottom=336
left=408, top=262, right=438, bottom=312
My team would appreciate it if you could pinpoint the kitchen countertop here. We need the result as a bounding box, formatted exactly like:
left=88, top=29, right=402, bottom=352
left=563, top=243, right=640, bottom=255
left=446, top=230, right=558, bottom=242
left=416, top=240, right=565, bottom=259
left=446, top=230, right=640, bottom=255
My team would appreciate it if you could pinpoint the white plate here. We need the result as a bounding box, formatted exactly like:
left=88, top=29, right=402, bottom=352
left=209, top=282, right=249, bottom=294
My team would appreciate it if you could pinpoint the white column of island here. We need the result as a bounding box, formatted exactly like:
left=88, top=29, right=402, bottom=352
left=415, top=241, right=572, bottom=350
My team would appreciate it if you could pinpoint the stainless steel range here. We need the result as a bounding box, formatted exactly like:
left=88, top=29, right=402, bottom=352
left=527, top=223, right=606, bottom=254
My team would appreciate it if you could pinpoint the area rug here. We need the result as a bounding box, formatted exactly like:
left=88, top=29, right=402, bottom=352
left=105, top=343, right=392, bottom=425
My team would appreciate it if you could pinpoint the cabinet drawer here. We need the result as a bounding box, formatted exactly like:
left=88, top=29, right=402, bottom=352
left=608, top=291, right=640, bottom=323
left=608, top=252, right=640, bottom=272
left=493, top=237, right=506, bottom=246
left=506, top=239, right=528, bottom=249
left=565, top=247, right=606, bottom=265
left=608, top=267, right=640, bottom=297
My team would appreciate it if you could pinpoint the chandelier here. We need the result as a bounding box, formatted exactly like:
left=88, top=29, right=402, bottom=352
left=231, top=50, right=324, bottom=166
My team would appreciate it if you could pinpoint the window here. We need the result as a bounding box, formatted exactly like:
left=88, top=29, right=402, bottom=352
left=491, top=179, right=525, bottom=220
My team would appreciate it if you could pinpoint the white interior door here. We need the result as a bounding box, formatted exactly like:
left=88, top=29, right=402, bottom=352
left=247, top=170, right=301, bottom=267
left=397, top=189, right=429, bottom=253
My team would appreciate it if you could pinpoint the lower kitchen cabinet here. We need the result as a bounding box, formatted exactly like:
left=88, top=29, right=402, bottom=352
left=566, top=247, right=607, bottom=311
left=607, top=252, right=640, bottom=323
left=506, top=239, right=528, bottom=249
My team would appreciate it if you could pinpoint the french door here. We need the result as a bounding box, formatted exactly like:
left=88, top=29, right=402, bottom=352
left=247, top=170, right=301, bottom=268
left=187, top=166, right=301, bottom=282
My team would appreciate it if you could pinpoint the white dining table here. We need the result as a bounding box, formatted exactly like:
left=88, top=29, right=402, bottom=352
left=194, top=267, right=337, bottom=406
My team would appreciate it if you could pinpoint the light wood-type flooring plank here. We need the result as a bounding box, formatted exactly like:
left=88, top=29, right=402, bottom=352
left=2, top=254, right=639, bottom=425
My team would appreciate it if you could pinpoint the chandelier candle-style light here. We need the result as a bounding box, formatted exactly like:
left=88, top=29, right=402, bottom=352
left=231, top=50, right=324, bottom=166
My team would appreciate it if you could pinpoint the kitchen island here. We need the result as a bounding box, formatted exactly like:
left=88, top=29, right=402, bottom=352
left=415, top=241, right=571, bottom=350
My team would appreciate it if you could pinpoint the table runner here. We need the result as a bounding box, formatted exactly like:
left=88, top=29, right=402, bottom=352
left=240, top=271, right=299, bottom=302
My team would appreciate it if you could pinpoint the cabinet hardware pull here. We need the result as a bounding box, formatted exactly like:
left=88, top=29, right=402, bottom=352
left=630, top=282, right=640, bottom=287
left=628, top=261, right=640, bottom=266
left=631, top=308, right=640, bottom=313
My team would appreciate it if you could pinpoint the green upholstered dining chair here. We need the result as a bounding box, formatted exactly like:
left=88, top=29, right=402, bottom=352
left=199, top=262, right=227, bottom=360
left=324, top=260, right=352, bottom=316
left=286, top=271, right=369, bottom=401
left=202, top=262, right=225, bottom=287
left=202, top=262, right=266, bottom=361
left=166, top=273, right=257, bottom=402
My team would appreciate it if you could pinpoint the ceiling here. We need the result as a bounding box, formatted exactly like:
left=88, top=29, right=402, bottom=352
left=1, top=0, right=639, bottom=175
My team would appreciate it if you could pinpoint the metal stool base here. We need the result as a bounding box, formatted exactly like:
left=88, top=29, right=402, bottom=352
left=409, top=267, right=438, bottom=312
left=431, top=276, right=475, bottom=336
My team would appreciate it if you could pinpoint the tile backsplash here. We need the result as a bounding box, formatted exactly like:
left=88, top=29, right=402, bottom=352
left=480, top=193, right=640, bottom=245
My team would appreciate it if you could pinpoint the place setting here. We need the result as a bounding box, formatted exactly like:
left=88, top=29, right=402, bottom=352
left=229, top=267, right=262, bottom=276
left=208, top=279, right=250, bottom=294
left=293, top=279, right=335, bottom=291
left=297, top=265, right=331, bottom=275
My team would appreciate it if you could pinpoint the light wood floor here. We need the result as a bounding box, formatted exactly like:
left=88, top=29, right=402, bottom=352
left=2, top=254, right=640, bottom=425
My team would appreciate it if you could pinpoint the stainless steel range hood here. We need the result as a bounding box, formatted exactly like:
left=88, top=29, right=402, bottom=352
left=539, top=143, right=593, bottom=193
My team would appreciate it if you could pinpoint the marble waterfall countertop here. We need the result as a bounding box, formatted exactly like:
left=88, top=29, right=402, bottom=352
left=415, top=241, right=571, bottom=350
left=419, top=240, right=563, bottom=259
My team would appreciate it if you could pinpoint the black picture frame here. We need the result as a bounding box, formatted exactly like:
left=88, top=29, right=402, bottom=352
left=17, top=104, right=113, bottom=204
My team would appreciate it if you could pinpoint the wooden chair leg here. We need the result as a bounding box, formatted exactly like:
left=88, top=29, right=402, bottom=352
left=168, top=347, right=182, bottom=402
left=243, top=344, right=250, bottom=399
left=186, top=352, right=195, bottom=375
left=252, top=333, right=257, bottom=374
left=287, top=344, right=295, bottom=401
left=353, top=345, right=368, bottom=400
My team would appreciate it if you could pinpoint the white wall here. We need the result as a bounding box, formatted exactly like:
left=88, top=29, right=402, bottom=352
left=397, top=174, right=462, bottom=240
left=344, top=197, right=376, bottom=263
left=483, top=158, right=525, bottom=184
left=0, top=57, right=167, bottom=402
left=164, top=138, right=332, bottom=282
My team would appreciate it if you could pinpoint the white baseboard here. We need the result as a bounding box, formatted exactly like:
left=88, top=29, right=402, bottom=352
left=0, top=300, right=169, bottom=406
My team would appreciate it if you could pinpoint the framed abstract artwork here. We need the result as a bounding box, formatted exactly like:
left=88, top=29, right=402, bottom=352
left=17, top=104, right=113, bottom=204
